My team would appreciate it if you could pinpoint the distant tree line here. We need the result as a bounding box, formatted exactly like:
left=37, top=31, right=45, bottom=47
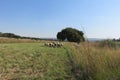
left=0, top=32, right=20, bottom=38
left=113, top=38, right=120, bottom=42
left=0, top=32, right=41, bottom=40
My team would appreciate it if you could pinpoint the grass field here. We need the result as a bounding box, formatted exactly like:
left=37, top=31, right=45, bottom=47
left=0, top=38, right=120, bottom=80
left=0, top=43, right=75, bottom=80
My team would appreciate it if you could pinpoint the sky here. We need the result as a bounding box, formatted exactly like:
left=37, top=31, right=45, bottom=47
left=0, top=0, right=120, bottom=39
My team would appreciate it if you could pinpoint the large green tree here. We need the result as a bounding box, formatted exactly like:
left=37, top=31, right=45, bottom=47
left=57, top=27, right=85, bottom=43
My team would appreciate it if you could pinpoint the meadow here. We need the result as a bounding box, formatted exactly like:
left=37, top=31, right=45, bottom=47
left=0, top=38, right=120, bottom=80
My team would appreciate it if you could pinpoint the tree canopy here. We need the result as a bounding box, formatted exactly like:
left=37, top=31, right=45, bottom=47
left=57, top=27, right=85, bottom=43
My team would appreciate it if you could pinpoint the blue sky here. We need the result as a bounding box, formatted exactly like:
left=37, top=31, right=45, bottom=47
left=0, top=0, right=120, bottom=38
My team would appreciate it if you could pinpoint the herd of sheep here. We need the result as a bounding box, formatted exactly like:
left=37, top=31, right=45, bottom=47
left=44, top=42, right=63, bottom=47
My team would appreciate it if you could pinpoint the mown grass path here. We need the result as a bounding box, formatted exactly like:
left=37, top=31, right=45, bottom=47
left=0, top=43, right=76, bottom=80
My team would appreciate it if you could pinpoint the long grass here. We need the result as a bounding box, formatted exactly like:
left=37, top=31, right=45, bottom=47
left=66, top=42, right=120, bottom=80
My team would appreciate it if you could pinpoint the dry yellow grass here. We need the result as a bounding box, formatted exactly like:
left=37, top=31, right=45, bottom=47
left=0, top=37, right=43, bottom=43
left=66, top=42, right=120, bottom=80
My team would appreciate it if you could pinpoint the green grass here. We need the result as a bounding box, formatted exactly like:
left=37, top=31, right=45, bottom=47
left=0, top=43, right=75, bottom=80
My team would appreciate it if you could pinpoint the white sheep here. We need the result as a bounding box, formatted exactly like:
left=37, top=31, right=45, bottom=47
left=44, top=42, right=63, bottom=48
